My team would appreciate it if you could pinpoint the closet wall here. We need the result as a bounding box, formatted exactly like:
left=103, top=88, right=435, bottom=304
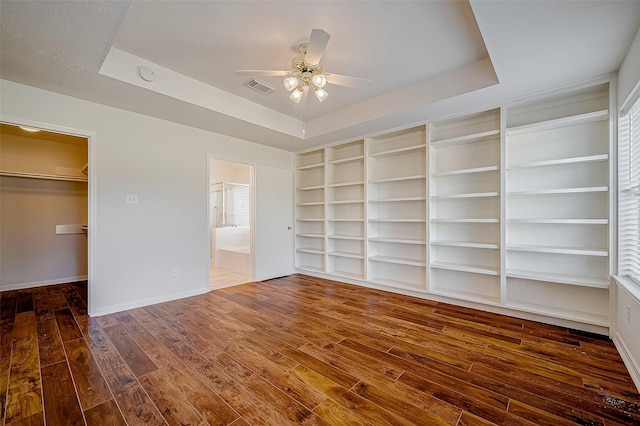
left=0, top=125, right=88, bottom=290
left=295, top=79, right=613, bottom=333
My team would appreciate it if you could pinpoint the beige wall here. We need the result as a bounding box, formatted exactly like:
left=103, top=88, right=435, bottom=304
left=1, top=129, right=88, bottom=288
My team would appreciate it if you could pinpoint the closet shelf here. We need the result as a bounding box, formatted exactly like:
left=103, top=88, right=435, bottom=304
left=0, top=170, right=88, bottom=182
left=506, top=109, right=608, bottom=135
left=369, top=196, right=426, bottom=203
left=431, top=192, right=499, bottom=199
left=369, top=237, right=426, bottom=245
left=506, top=244, right=608, bottom=256
left=369, top=174, right=426, bottom=184
left=328, top=235, right=365, bottom=241
left=430, top=129, right=499, bottom=148
left=328, top=180, right=364, bottom=188
left=430, top=261, right=499, bottom=276
left=328, top=155, right=364, bottom=165
left=507, top=187, right=608, bottom=196
left=369, top=144, right=425, bottom=158
left=505, top=269, right=609, bottom=288
left=431, top=165, right=499, bottom=177
left=508, top=154, right=608, bottom=170
left=430, top=240, right=499, bottom=249
left=296, top=162, right=324, bottom=170
left=369, top=255, right=426, bottom=267
left=507, top=218, right=608, bottom=224
left=328, top=251, right=364, bottom=259
left=297, top=185, right=324, bottom=191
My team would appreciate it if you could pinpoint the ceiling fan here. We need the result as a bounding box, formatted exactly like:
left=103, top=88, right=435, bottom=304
left=235, top=29, right=373, bottom=104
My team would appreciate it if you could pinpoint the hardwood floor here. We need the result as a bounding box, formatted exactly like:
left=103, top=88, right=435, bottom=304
left=1, top=274, right=639, bottom=425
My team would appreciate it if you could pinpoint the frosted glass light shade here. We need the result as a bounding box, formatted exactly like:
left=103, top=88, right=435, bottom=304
left=284, top=76, right=299, bottom=91
left=314, top=87, right=328, bottom=102
left=312, top=74, right=327, bottom=88
left=290, top=88, right=303, bottom=103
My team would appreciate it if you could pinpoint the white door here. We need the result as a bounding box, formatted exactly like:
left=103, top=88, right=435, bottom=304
left=254, top=166, right=294, bottom=281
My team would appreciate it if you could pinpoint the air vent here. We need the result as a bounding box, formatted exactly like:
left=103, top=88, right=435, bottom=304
left=245, top=78, right=277, bottom=95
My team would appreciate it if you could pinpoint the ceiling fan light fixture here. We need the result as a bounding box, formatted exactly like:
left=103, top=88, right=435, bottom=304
left=284, top=76, right=299, bottom=91
left=312, top=74, right=327, bottom=88
left=290, top=87, right=303, bottom=103
left=314, top=87, right=328, bottom=102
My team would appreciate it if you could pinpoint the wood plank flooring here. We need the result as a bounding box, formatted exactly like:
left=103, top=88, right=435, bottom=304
left=1, top=274, right=639, bottom=425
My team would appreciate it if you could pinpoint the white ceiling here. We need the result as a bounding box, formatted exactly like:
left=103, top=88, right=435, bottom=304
left=1, top=1, right=639, bottom=152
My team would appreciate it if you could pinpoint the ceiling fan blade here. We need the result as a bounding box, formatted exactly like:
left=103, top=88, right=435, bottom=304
left=304, top=29, right=330, bottom=65
left=326, top=73, right=373, bottom=90
left=234, top=70, right=288, bottom=77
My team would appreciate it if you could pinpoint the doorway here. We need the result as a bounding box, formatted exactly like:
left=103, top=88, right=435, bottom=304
left=0, top=122, right=91, bottom=301
left=209, top=157, right=254, bottom=289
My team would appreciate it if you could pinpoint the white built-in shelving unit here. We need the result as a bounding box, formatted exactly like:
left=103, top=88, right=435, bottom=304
left=504, top=83, right=611, bottom=326
left=367, top=127, right=427, bottom=291
left=294, top=79, right=613, bottom=331
left=429, top=109, right=502, bottom=305
left=295, top=148, right=326, bottom=273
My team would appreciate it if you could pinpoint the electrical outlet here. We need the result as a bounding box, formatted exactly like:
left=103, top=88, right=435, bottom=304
left=626, top=305, right=632, bottom=323
left=151, top=269, right=159, bottom=280
left=172, top=267, right=178, bottom=277
left=126, top=194, right=138, bottom=204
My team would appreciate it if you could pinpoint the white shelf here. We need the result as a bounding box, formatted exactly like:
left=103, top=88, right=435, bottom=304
left=431, top=288, right=501, bottom=306
left=504, top=300, right=609, bottom=327
left=0, top=170, right=88, bottom=182
left=328, top=155, right=364, bottom=165
left=297, top=218, right=324, bottom=222
left=369, top=255, right=426, bottom=267
left=328, top=235, right=364, bottom=241
left=369, top=237, right=426, bottom=245
left=369, top=174, right=426, bottom=184
left=296, top=233, right=324, bottom=238
left=430, top=240, right=499, bottom=249
left=431, top=192, right=499, bottom=199
left=369, top=197, right=426, bottom=203
left=431, top=218, right=499, bottom=223
left=328, top=251, right=364, bottom=259
left=296, top=265, right=324, bottom=273
left=506, top=109, right=608, bottom=135
left=368, top=218, right=425, bottom=223
left=296, top=248, right=324, bottom=255
left=431, top=165, right=499, bottom=177
left=508, top=154, right=608, bottom=170
left=430, top=129, right=500, bottom=148
left=330, top=270, right=364, bottom=280
left=369, top=144, right=426, bottom=158
left=296, top=163, right=324, bottom=170
left=328, top=180, right=364, bottom=188
left=368, top=278, right=426, bottom=292
left=328, top=200, right=364, bottom=204
left=506, top=244, right=608, bottom=256
left=507, top=218, right=608, bottom=224
left=297, top=201, right=325, bottom=206
left=507, top=186, right=608, bottom=196
left=328, top=218, right=364, bottom=222
left=297, top=185, right=324, bottom=191
left=430, top=261, right=499, bottom=276
left=505, top=269, right=609, bottom=288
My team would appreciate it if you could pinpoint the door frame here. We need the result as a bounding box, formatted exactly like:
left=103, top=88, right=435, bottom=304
left=206, top=154, right=256, bottom=288
left=0, top=115, right=97, bottom=314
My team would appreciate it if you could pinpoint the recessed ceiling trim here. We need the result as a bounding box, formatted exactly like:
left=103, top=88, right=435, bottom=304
left=99, top=47, right=303, bottom=139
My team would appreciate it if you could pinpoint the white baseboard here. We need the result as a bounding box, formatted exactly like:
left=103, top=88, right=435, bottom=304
left=91, top=286, right=209, bottom=317
left=613, top=331, right=640, bottom=392
left=0, top=275, right=88, bottom=291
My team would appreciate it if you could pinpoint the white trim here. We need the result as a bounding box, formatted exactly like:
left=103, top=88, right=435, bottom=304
left=92, top=287, right=209, bottom=317
left=0, top=276, right=88, bottom=292
left=612, top=276, right=640, bottom=392
left=0, top=115, right=97, bottom=315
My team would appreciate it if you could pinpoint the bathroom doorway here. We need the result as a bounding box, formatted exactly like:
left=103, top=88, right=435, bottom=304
left=209, top=157, right=254, bottom=289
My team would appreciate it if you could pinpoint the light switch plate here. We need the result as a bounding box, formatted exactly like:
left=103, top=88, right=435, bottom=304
left=126, top=194, right=138, bottom=204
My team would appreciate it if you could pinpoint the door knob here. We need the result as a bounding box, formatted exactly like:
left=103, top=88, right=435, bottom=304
left=287, top=226, right=292, bottom=230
